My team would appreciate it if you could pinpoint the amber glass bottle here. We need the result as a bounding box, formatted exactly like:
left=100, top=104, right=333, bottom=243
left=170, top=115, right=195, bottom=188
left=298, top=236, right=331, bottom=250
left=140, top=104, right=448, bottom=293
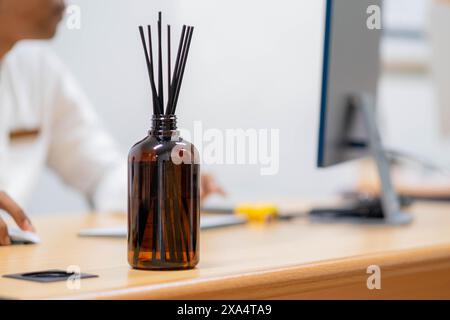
left=128, top=115, right=200, bottom=270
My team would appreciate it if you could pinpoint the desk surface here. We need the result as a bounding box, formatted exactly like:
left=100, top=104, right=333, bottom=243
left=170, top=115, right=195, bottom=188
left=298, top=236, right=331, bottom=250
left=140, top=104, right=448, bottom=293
left=1, top=202, right=450, bottom=299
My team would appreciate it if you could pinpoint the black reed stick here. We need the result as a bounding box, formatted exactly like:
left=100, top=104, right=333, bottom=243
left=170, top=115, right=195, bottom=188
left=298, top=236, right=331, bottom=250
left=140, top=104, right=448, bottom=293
left=147, top=25, right=161, bottom=114
left=167, top=25, right=187, bottom=114
left=172, top=27, right=188, bottom=88
left=167, top=25, right=172, bottom=112
left=157, top=12, right=164, bottom=114
left=138, top=26, right=160, bottom=114
left=169, top=27, right=189, bottom=114
left=171, top=26, right=194, bottom=114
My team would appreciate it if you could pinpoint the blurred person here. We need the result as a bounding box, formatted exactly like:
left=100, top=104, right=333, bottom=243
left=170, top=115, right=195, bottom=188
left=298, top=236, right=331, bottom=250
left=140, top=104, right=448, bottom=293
left=0, top=0, right=224, bottom=245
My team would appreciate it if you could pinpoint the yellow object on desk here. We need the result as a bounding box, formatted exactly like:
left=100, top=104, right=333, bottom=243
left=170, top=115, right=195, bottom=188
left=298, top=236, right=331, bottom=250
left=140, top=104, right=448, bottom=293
left=235, top=203, right=278, bottom=222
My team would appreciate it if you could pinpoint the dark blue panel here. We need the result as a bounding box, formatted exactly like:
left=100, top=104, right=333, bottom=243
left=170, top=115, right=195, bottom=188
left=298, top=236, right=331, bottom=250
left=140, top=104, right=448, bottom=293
left=317, top=0, right=333, bottom=168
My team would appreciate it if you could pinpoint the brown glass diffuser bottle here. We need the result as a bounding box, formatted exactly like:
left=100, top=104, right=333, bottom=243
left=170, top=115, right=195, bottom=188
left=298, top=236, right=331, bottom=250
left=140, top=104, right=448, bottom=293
left=129, top=13, right=199, bottom=270
left=128, top=115, right=200, bottom=270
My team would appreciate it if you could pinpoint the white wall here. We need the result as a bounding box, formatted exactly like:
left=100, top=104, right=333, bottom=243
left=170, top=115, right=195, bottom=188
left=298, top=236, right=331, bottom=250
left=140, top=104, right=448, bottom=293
left=27, top=0, right=376, bottom=214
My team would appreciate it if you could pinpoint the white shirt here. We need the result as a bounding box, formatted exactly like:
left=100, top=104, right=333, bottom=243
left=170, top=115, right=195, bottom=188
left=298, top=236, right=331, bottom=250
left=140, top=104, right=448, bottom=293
left=0, top=41, right=127, bottom=212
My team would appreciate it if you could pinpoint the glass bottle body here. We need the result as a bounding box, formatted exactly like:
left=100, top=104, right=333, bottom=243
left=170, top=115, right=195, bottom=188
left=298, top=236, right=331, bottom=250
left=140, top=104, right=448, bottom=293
left=128, top=116, right=200, bottom=270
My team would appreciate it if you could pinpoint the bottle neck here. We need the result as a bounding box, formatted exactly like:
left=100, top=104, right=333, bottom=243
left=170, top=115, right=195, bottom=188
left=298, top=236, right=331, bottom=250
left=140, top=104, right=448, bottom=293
left=149, top=114, right=179, bottom=138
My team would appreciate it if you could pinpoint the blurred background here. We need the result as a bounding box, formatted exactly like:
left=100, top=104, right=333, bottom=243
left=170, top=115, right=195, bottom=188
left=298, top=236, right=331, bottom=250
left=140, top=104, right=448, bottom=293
left=27, top=0, right=450, bottom=214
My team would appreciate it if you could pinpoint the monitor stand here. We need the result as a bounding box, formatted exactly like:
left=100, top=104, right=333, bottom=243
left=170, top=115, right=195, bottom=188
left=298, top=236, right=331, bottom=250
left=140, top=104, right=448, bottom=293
left=311, top=94, right=413, bottom=225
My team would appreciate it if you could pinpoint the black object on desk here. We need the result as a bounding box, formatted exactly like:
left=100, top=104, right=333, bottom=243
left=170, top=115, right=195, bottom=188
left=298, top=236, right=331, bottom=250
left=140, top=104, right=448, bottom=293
left=309, top=193, right=414, bottom=223
left=400, top=194, right=450, bottom=203
left=3, top=270, right=98, bottom=283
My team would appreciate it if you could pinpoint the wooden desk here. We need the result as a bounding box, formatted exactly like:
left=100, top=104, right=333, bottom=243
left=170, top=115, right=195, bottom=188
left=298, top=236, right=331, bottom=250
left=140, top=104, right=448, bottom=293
left=1, top=202, right=450, bottom=299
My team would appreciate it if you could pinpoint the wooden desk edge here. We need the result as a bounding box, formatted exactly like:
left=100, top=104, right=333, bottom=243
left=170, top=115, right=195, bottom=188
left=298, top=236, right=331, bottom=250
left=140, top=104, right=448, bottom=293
left=60, top=243, right=450, bottom=300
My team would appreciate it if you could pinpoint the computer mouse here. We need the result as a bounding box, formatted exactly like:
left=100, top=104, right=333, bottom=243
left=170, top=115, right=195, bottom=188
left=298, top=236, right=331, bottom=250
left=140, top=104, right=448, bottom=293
left=8, top=227, right=41, bottom=245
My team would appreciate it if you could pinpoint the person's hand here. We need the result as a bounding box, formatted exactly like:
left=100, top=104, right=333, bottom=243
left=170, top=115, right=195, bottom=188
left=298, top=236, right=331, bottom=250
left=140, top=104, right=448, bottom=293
left=200, top=174, right=226, bottom=202
left=0, top=191, right=35, bottom=245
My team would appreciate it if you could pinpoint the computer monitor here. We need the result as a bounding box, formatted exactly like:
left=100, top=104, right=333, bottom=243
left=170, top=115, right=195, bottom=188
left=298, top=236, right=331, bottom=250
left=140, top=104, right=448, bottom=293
left=316, top=0, right=412, bottom=225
